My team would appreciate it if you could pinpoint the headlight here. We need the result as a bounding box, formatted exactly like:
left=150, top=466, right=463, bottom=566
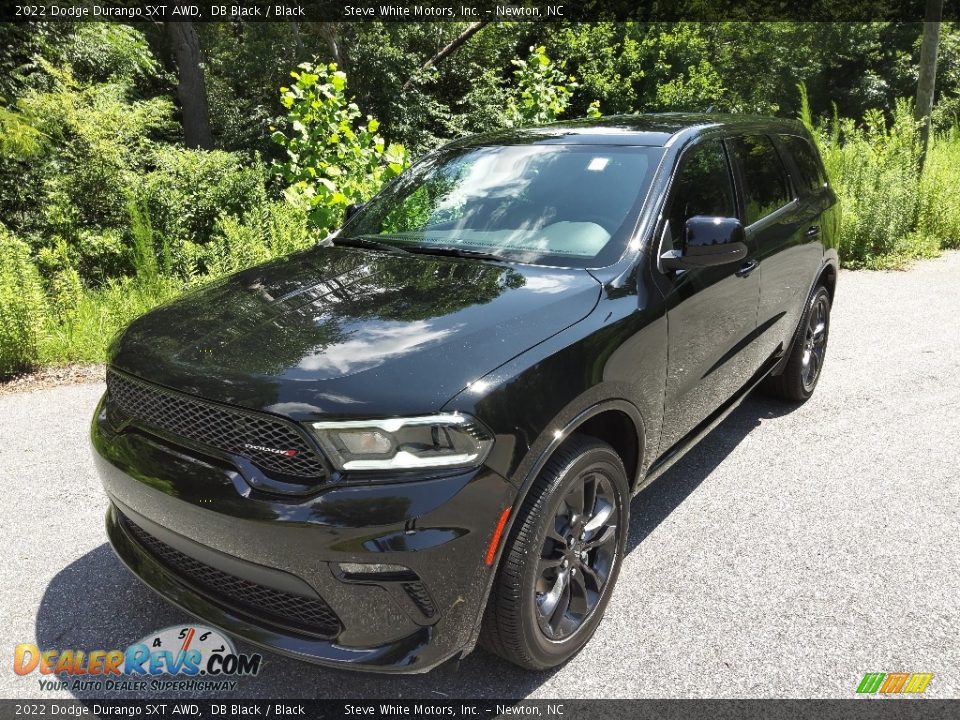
left=308, top=414, right=493, bottom=472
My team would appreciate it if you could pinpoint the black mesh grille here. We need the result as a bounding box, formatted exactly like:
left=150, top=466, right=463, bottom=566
left=403, top=582, right=437, bottom=618
left=122, top=515, right=341, bottom=638
left=106, top=369, right=328, bottom=480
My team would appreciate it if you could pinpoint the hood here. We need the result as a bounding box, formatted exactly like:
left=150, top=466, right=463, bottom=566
left=110, top=245, right=601, bottom=419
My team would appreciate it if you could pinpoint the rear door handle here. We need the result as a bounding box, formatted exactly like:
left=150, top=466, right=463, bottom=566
left=806, top=225, right=821, bottom=237
left=735, top=259, right=759, bottom=277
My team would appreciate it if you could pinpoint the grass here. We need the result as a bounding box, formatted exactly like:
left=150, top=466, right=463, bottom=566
left=801, top=86, right=960, bottom=270
left=38, top=275, right=182, bottom=366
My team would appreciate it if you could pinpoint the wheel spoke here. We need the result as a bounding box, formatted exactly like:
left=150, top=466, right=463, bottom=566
left=538, top=568, right=568, bottom=619
left=546, top=524, right=567, bottom=548
left=583, top=477, right=598, bottom=523
left=580, top=562, right=605, bottom=592
left=583, top=500, right=613, bottom=535
left=568, top=572, right=590, bottom=614
left=537, top=555, right=563, bottom=577
left=566, top=482, right=585, bottom=520
left=584, top=525, right=616, bottom=551
left=549, top=579, right=571, bottom=631
left=808, top=349, right=820, bottom=380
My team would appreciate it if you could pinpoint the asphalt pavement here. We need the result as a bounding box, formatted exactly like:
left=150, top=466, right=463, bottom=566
left=1, top=253, right=958, bottom=699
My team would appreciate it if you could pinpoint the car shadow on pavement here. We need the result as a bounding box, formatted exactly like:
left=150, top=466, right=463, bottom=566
left=32, top=394, right=792, bottom=700
left=627, top=394, right=794, bottom=553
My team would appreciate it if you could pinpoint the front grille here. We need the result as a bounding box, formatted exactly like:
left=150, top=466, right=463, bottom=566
left=122, top=514, right=341, bottom=638
left=106, top=369, right=328, bottom=481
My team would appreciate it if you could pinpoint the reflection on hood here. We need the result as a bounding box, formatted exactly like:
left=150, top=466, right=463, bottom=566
left=110, top=245, right=601, bottom=418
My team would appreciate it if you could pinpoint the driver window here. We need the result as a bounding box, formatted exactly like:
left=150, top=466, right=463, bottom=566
left=665, top=140, right=737, bottom=250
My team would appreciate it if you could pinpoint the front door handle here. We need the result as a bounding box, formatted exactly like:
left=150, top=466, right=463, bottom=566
left=735, top=259, right=759, bottom=277
left=806, top=225, right=821, bottom=237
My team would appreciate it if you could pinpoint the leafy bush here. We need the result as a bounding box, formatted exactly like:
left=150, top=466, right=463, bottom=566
left=271, top=62, right=408, bottom=233
left=138, top=146, right=268, bottom=261
left=204, top=200, right=317, bottom=278
left=0, top=227, right=48, bottom=375
left=821, top=100, right=922, bottom=267
left=504, top=46, right=579, bottom=128
left=801, top=82, right=960, bottom=268
left=14, top=62, right=174, bottom=234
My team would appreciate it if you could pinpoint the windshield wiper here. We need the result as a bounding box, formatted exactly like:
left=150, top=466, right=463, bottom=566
left=405, top=245, right=505, bottom=262
left=332, top=237, right=410, bottom=255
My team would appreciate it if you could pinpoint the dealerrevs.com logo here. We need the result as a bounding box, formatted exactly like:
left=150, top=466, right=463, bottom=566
left=14, top=625, right=262, bottom=693
left=856, top=672, right=934, bottom=695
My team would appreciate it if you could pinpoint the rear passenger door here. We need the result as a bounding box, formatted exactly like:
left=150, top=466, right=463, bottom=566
left=726, top=134, right=822, bottom=365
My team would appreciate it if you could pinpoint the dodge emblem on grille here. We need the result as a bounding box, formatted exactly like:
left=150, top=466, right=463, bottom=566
left=242, top=443, right=298, bottom=457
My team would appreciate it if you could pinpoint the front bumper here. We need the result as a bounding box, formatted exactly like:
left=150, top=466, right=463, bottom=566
left=92, top=397, right=516, bottom=673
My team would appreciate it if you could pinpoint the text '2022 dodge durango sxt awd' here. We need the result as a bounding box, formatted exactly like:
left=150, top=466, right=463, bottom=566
left=92, top=114, right=839, bottom=672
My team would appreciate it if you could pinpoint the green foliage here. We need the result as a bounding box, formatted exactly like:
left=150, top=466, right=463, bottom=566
left=918, top=128, right=960, bottom=250
left=62, top=24, right=158, bottom=84
left=0, top=227, right=48, bottom=375
left=505, top=46, right=578, bottom=127
left=128, top=199, right=160, bottom=284
left=204, top=200, right=317, bottom=278
left=271, top=62, right=408, bottom=233
left=137, top=146, right=268, bottom=261
left=40, top=275, right=182, bottom=365
left=0, top=106, right=43, bottom=158
left=14, top=61, right=174, bottom=233
left=805, top=87, right=960, bottom=269
left=818, top=99, right=922, bottom=267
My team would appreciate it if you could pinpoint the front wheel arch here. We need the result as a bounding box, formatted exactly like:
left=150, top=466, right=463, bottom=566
left=459, top=399, right=646, bottom=661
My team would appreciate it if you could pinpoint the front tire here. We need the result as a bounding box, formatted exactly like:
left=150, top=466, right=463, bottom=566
left=762, top=285, right=831, bottom=402
left=480, top=435, right=629, bottom=670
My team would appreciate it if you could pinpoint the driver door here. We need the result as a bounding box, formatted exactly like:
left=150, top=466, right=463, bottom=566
left=657, top=138, right=763, bottom=454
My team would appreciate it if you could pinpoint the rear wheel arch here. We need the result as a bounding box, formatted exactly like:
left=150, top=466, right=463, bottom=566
left=818, top=261, right=838, bottom=302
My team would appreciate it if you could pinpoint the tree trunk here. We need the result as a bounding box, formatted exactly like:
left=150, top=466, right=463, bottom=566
left=167, top=22, right=213, bottom=150
left=915, top=0, right=944, bottom=169
left=319, top=23, right=345, bottom=70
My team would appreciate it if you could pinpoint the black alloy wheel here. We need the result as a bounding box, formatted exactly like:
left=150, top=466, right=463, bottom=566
left=761, top=284, right=832, bottom=402
left=801, top=290, right=830, bottom=392
left=535, top=471, right=619, bottom=640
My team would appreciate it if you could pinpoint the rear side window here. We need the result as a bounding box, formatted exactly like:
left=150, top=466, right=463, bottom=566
left=666, top=139, right=736, bottom=247
left=780, top=134, right=827, bottom=192
left=728, top=135, right=791, bottom=225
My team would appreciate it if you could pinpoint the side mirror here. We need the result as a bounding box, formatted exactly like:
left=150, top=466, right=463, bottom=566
left=660, top=216, right=748, bottom=271
left=344, top=203, right=365, bottom=222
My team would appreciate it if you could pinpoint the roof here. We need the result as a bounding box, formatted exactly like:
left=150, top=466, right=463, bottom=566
left=450, top=113, right=809, bottom=148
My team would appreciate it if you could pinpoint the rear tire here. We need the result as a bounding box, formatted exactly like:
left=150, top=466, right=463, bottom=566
left=480, top=435, right=629, bottom=670
left=762, top=285, right=831, bottom=402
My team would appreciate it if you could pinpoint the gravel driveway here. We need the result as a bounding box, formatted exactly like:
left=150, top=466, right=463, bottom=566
left=1, top=253, right=958, bottom=699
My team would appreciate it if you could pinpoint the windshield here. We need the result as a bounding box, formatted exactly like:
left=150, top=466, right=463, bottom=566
left=341, top=144, right=663, bottom=268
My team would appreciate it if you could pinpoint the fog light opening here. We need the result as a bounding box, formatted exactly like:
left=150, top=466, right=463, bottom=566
left=336, top=562, right=417, bottom=582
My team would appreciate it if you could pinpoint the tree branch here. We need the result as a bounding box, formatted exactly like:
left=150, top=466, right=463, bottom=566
left=402, top=21, right=490, bottom=93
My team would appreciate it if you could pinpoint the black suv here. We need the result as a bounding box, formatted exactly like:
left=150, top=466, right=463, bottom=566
left=92, top=115, right=838, bottom=672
